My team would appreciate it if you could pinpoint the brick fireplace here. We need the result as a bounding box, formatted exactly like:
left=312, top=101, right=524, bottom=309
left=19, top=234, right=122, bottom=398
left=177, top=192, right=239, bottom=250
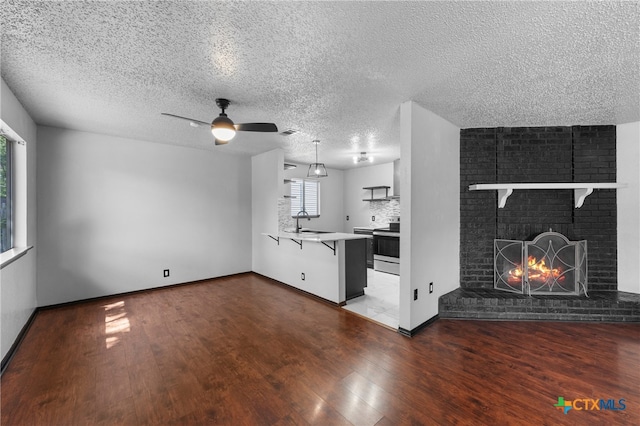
left=439, top=125, right=640, bottom=321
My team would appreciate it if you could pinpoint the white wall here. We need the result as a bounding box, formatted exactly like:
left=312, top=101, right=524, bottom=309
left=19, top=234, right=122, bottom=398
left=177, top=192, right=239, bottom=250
left=399, top=101, right=460, bottom=331
left=343, top=162, right=394, bottom=230
left=617, top=121, right=640, bottom=294
left=36, top=126, right=252, bottom=306
left=252, top=149, right=282, bottom=275
left=0, top=78, right=38, bottom=361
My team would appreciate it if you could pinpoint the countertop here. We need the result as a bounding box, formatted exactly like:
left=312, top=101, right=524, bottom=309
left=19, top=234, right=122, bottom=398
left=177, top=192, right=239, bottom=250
left=352, top=226, right=390, bottom=232
left=263, top=231, right=370, bottom=242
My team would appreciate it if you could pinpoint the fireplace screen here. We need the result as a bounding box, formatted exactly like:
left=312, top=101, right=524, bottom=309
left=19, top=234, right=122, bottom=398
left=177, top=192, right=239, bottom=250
left=494, top=232, right=587, bottom=296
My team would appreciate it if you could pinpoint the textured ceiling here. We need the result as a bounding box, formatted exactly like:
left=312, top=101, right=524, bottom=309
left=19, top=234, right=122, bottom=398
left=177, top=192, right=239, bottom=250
left=1, top=1, right=638, bottom=170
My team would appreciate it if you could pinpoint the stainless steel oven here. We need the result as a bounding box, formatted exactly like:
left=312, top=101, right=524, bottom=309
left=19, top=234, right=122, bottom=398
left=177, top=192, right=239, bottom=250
left=373, top=230, right=400, bottom=275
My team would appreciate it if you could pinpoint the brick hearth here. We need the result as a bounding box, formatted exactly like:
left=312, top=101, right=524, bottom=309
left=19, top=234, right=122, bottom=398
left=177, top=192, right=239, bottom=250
left=440, top=288, right=640, bottom=322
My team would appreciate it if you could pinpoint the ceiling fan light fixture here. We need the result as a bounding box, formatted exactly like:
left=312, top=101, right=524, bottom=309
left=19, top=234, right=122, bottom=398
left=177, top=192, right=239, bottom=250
left=162, top=97, right=277, bottom=145
left=307, top=140, right=328, bottom=178
left=211, top=114, right=236, bottom=141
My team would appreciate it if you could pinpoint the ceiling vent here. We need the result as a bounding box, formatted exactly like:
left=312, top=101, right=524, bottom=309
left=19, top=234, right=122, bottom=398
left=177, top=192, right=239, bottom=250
left=280, top=129, right=298, bottom=136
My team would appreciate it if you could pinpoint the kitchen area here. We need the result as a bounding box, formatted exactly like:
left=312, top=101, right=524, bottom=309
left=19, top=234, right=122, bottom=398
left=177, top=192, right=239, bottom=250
left=280, top=155, right=401, bottom=329
left=252, top=149, right=401, bottom=329
left=347, top=182, right=401, bottom=329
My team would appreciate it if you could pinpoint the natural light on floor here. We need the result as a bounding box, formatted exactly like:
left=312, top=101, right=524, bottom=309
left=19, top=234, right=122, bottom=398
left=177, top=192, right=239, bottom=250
left=103, top=300, right=130, bottom=349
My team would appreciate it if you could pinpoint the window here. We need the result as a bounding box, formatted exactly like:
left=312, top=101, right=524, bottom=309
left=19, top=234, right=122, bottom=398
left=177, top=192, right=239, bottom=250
left=0, top=135, right=12, bottom=253
left=290, top=178, right=320, bottom=218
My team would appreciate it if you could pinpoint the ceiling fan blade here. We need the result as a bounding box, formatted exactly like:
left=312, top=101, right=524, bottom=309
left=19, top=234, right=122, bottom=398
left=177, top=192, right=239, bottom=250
left=161, top=113, right=210, bottom=126
left=234, top=123, right=278, bottom=132
left=214, top=138, right=228, bottom=146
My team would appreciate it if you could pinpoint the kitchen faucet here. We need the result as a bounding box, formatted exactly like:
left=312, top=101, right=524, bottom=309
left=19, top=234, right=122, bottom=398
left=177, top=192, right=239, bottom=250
left=295, top=210, right=310, bottom=233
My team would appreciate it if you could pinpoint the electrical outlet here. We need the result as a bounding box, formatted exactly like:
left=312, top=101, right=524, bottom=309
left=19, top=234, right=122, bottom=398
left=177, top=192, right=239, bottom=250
left=301, top=273, right=305, bottom=281
left=372, top=215, right=375, bottom=221
left=429, top=282, right=434, bottom=293
left=346, top=215, right=349, bottom=221
left=163, top=269, right=170, bottom=277
left=414, top=288, right=418, bottom=300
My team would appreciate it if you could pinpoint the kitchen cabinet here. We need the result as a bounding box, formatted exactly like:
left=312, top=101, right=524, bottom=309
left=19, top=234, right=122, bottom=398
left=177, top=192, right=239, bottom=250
left=345, top=239, right=367, bottom=300
left=353, top=228, right=374, bottom=268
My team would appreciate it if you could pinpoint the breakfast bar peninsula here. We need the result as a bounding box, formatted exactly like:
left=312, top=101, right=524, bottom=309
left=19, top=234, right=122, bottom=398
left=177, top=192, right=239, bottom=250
left=259, top=231, right=369, bottom=304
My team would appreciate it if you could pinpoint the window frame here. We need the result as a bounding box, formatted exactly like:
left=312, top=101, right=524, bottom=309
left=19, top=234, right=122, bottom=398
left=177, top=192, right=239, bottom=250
left=0, top=135, right=13, bottom=254
left=290, top=178, right=321, bottom=218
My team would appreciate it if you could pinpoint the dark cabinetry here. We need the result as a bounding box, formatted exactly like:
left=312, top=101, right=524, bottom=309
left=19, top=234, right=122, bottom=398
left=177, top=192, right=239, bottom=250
left=345, top=239, right=367, bottom=300
left=353, top=228, right=374, bottom=268
left=365, top=238, right=373, bottom=268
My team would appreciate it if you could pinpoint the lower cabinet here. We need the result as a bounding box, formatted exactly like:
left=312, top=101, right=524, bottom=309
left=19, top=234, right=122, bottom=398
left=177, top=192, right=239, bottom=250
left=345, top=238, right=367, bottom=300
left=353, top=229, right=374, bottom=268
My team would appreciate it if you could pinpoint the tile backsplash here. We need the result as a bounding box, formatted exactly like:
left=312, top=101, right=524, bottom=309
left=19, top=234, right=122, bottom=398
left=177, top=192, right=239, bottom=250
left=278, top=197, right=295, bottom=231
left=368, top=199, right=401, bottom=227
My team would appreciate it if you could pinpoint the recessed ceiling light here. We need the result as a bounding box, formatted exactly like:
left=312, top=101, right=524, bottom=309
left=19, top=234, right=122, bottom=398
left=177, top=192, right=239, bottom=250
left=353, top=152, right=374, bottom=164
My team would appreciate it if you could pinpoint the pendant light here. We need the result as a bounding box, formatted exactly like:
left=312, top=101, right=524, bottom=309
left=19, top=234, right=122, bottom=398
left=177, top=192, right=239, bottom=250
left=307, top=140, right=328, bottom=178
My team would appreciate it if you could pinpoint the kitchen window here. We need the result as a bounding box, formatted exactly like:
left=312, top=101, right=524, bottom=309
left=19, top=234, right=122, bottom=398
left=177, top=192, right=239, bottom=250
left=290, top=178, right=320, bottom=218
left=1, top=135, right=12, bottom=253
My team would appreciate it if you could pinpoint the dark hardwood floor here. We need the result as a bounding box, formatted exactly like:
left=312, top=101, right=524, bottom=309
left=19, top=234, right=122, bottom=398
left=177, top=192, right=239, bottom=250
left=2, top=273, right=638, bottom=425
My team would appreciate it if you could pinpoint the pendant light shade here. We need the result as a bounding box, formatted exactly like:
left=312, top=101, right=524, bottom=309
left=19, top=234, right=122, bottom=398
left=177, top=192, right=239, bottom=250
left=307, top=140, right=328, bottom=178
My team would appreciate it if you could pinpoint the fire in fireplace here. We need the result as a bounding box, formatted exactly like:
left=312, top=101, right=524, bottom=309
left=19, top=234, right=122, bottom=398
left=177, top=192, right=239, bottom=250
left=506, top=256, right=562, bottom=284
left=494, top=231, right=587, bottom=296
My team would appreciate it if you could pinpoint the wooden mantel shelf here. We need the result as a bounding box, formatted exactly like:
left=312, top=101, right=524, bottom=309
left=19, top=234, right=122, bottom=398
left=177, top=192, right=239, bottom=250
left=468, top=183, right=628, bottom=209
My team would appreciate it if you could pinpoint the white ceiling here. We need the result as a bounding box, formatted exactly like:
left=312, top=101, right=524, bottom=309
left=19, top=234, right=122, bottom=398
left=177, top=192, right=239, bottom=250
left=1, top=1, right=638, bottom=170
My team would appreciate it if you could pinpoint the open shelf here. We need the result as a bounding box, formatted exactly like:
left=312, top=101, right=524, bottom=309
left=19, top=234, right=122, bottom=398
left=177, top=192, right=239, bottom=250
left=362, top=186, right=391, bottom=201
left=469, top=182, right=628, bottom=208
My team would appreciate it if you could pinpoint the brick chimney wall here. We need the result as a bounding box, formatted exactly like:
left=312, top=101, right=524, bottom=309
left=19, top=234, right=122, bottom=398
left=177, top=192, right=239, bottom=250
left=460, top=125, right=617, bottom=291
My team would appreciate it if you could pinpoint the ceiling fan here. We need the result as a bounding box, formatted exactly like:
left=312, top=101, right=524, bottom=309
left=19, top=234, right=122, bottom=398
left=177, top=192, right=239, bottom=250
left=162, top=98, right=278, bottom=145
